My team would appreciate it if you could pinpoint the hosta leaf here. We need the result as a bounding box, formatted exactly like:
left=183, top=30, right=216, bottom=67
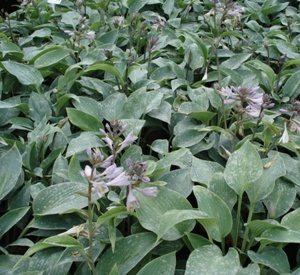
left=248, top=247, right=290, bottom=274
left=263, top=177, right=296, bottom=219
left=128, top=65, right=148, bottom=84
left=8, top=238, right=34, bottom=248
left=1, top=61, right=43, bottom=87
left=84, top=63, right=123, bottom=85
left=185, top=245, right=240, bottom=275
left=256, top=228, right=300, bottom=248
left=68, top=155, right=85, bottom=183
left=180, top=31, right=208, bottom=65
left=281, top=208, right=300, bottom=232
left=0, top=207, right=30, bottom=238
left=193, top=186, right=233, bottom=242
left=238, top=263, right=260, bottom=275
left=29, top=92, right=52, bottom=122
left=162, top=0, right=174, bottom=15
left=109, top=264, right=120, bottom=275
left=53, top=94, right=80, bottom=115
left=189, top=111, right=216, bottom=124
left=101, top=93, right=127, bottom=121
left=96, top=206, right=134, bottom=228
left=66, top=108, right=103, bottom=132
left=209, top=173, right=237, bottom=211
left=77, top=77, right=115, bottom=99
left=244, top=60, right=276, bottom=89
left=172, top=129, right=206, bottom=148
left=20, top=248, right=73, bottom=275
left=122, top=89, right=147, bottom=119
left=31, top=214, right=83, bottom=230
left=61, top=11, right=81, bottom=29
left=120, top=145, right=143, bottom=168
left=135, top=186, right=195, bottom=241
left=1, top=41, right=23, bottom=58
left=185, top=233, right=212, bottom=249
left=34, top=48, right=70, bottom=69
left=157, top=209, right=213, bottom=241
left=42, top=235, right=84, bottom=248
left=276, top=40, right=300, bottom=59
left=33, top=182, right=89, bottom=216
left=144, top=91, right=163, bottom=114
left=190, top=156, right=224, bottom=186
left=148, top=100, right=172, bottom=124
left=72, top=96, right=102, bottom=120
left=160, top=169, right=193, bottom=197
left=14, top=243, right=55, bottom=268
left=246, top=219, right=286, bottom=238
left=98, top=29, right=119, bottom=44
left=156, top=148, right=190, bottom=170
left=221, top=53, right=252, bottom=70
left=150, top=66, right=175, bottom=82
left=278, top=153, right=300, bottom=186
left=282, top=70, right=300, bottom=99
left=136, top=251, right=176, bottom=275
left=179, top=102, right=207, bottom=114
left=150, top=139, right=169, bottom=156
left=224, top=141, right=263, bottom=196
left=96, top=232, right=158, bottom=274
left=185, top=43, right=204, bottom=71
left=0, top=145, right=22, bottom=201
left=66, top=132, right=104, bottom=158
left=246, top=154, right=286, bottom=203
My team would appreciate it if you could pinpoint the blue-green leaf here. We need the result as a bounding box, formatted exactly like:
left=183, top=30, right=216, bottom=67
left=224, top=141, right=263, bottom=196
left=0, top=145, right=22, bottom=201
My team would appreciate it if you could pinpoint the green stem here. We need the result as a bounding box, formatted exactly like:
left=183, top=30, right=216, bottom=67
left=246, top=235, right=255, bottom=252
left=221, top=238, right=226, bottom=255
left=147, top=43, right=152, bottom=79
left=250, top=112, right=263, bottom=142
left=233, top=194, right=243, bottom=248
left=18, top=218, right=35, bottom=239
left=182, top=236, right=194, bottom=252
left=241, top=203, right=255, bottom=253
left=88, top=169, right=96, bottom=275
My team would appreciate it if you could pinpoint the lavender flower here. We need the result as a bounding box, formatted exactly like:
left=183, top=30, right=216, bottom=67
left=103, top=136, right=114, bottom=151
left=126, top=188, right=140, bottom=211
left=47, top=0, right=61, bottom=10
left=100, top=121, right=137, bottom=157
left=89, top=165, right=130, bottom=198
left=91, top=181, right=109, bottom=198
left=81, top=165, right=97, bottom=180
left=47, top=0, right=61, bottom=4
left=86, top=147, right=114, bottom=169
left=64, top=30, right=76, bottom=37
left=227, top=3, right=245, bottom=17
left=290, top=119, right=300, bottom=133
left=135, top=187, right=158, bottom=197
left=20, top=0, right=30, bottom=5
left=279, top=122, right=289, bottom=144
left=81, top=135, right=157, bottom=212
left=116, top=132, right=138, bottom=154
left=126, top=159, right=150, bottom=182
left=152, top=17, right=166, bottom=29
left=106, top=172, right=131, bottom=187
left=245, top=103, right=261, bottom=118
left=281, top=99, right=300, bottom=117
left=113, top=16, right=124, bottom=27
left=97, top=164, right=124, bottom=181
left=220, top=85, right=269, bottom=118
left=84, top=30, right=96, bottom=40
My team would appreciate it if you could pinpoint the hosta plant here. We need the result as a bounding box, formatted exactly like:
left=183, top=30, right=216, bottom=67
left=0, top=0, right=300, bottom=274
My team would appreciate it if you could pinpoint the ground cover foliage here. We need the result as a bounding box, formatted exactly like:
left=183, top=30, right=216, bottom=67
left=0, top=0, right=300, bottom=274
